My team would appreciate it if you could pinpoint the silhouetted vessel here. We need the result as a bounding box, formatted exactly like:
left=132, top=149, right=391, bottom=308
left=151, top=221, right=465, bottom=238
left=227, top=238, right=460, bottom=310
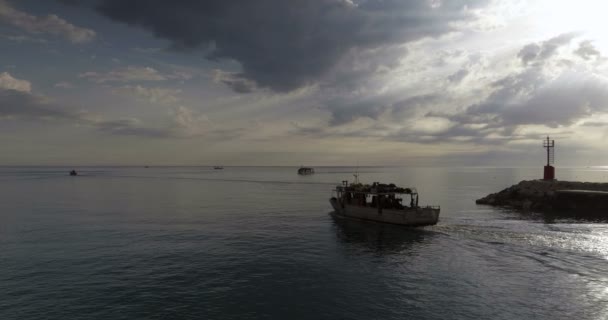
left=298, top=167, right=314, bottom=175
left=69, top=170, right=78, bottom=176
left=213, top=166, right=224, bottom=170
left=330, top=178, right=440, bottom=226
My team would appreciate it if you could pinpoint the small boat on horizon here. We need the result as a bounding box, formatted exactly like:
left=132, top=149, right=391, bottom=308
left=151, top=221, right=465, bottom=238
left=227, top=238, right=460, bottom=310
left=330, top=178, right=440, bottom=227
left=298, top=167, right=314, bottom=175
left=69, top=170, right=78, bottom=176
left=213, top=166, right=224, bottom=170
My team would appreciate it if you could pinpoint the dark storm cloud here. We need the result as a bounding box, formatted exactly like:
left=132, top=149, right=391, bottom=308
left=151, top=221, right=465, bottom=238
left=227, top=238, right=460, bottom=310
left=93, top=0, right=490, bottom=92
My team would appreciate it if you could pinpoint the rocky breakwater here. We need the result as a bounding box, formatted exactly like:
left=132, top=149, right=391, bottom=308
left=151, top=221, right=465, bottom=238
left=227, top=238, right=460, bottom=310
left=476, top=180, right=608, bottom=212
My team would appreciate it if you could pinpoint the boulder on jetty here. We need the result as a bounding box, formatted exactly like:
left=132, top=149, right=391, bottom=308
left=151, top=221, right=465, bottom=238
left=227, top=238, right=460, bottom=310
left=476, top=180, right=608, bottom=212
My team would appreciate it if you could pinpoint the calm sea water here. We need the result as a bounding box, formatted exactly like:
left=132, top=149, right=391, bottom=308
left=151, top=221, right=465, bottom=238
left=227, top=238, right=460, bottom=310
left=1, top=166, right=608, bottom=320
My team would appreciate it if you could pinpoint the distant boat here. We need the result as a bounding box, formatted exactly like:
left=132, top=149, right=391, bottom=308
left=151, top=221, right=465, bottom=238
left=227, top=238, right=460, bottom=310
left=213, top=166, right=224, bottom=170
left=298, top=167, right=314, bottom=175
left=69, top=170, right=78, bottom=176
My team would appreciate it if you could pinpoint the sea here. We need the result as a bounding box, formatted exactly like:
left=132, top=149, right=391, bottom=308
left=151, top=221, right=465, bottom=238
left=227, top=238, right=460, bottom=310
left=1, top=166, right=608, bottom=320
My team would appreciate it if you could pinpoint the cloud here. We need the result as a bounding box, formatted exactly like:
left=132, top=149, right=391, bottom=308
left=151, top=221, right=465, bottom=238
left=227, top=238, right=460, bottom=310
left=0, top=72, right=31, bottom=92
left=169, top=106, right=212, bottom=137
left=321, top=86, right=443, bottom=127
left=93, top=0, right=490, bottom=92
left=93, top=118, right=170, bottom=138
left=0, top=74, right=228, bottom=139
left=581, top=121, right=608, bottom=127
left=448, top=69, right=470, bottom=83
left=0, top=73, right=161, bottom=135
left=575, top=40, right=601, bottom=60
left=114, top=85, right=182, bottom=104
left=292, top=92, right=447, bottom=140
left=54, top=81, right=74, bottom=89
left=213, top=70, right=257, bottom=93
left=517, top=32, right=579, bottom=66
left=452, top=67, right=608, bottom=130
left=79, top=66, right=168, bottom=83
left=0, top=86, right=188, bottom=138
left=423, top=41, right=608, bottom=144
left=0, top=0, right=95, bottom=43
left=79, top=66, right=193, bottom=84
left=0, top=87, right=79, bottom=121
left=314, top=47, right=486, bottom=127
left=94, top=105, right=238, bottom=139
left=325, top=98, right=390, bottom=126
left=292, top=32, right=608, bottom=146
left=0, top=33, right=48, bottom=43
left=498, top=74, right=607, bottom=127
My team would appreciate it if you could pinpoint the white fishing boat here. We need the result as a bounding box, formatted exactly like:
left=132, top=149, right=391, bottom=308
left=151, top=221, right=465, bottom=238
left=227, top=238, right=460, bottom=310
left=330, top=177, right=440, bottom=226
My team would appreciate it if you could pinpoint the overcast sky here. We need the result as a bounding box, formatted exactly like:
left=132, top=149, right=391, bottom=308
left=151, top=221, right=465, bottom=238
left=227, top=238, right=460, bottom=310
left=1, top=0, right=608, bottom=166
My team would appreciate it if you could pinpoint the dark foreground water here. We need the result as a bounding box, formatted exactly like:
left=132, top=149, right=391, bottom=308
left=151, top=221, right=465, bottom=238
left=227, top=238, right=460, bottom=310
left=1, top=166, right=608, bottom=320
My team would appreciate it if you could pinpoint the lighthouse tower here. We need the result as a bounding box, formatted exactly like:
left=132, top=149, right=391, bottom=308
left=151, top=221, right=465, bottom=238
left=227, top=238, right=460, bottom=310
left=543, top=136, right=555, bottom=180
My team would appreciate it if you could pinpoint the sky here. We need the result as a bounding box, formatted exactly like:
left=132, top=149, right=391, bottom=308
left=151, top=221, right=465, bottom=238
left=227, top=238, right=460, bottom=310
left=1, top=0, right=608, bottom=166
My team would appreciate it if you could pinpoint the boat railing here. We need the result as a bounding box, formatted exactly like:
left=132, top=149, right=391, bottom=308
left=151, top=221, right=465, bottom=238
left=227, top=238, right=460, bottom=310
left=333, top=189, right=417, bottom=196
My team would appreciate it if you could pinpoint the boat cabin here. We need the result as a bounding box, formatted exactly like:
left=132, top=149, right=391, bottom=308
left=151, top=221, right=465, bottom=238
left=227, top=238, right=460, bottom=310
left=334, top=181, right=419, bottom=209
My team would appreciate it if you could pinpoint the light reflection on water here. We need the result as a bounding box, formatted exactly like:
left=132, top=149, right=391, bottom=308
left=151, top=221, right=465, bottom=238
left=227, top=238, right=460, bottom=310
left=1, top=166, right=608, bottom=319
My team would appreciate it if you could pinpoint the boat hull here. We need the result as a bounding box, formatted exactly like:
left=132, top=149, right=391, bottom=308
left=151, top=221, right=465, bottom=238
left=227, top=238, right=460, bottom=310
left=330, top=197, right=439, bottom=227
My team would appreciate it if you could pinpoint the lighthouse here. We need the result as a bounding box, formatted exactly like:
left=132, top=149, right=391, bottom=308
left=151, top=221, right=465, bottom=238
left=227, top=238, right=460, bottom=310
left=543, top=136, right=555, bottom=180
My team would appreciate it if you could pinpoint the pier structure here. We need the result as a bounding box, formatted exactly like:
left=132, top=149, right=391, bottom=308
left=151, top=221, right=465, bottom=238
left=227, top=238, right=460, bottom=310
left=543, top=136, right=555, bottom=180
